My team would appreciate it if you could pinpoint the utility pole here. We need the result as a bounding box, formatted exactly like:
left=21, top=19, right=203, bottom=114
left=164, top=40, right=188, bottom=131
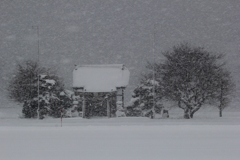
left=33, top=26, right=40, bottom=119
left=37, top=26, right=40, bottom=119
left=152, top=24, right=156, bottom=119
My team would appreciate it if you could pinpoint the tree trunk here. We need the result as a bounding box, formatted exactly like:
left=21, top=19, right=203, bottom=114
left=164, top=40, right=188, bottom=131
left=189, top=105, right=201, bottom=118
left=189, top=112, right=194, bottom=119
left=184, top=108, right=190, bottom=119
left=219, top=110, right=222, bottom=117
left=179, top=101, right=190, bottom=119
left=218, top=104, right=223, bottom=117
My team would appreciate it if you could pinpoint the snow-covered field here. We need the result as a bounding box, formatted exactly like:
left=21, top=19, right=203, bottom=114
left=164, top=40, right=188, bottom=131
left=0, top=105, right=240, bottom=160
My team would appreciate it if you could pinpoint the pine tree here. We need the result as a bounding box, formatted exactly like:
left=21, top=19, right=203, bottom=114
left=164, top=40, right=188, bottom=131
left=127, top=79, right=162, bottom=117
left=8, top=60, right=71, bottom=119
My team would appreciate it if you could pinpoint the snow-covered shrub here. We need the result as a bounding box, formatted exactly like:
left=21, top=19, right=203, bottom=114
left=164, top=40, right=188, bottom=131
left=126, top=96, right=141, bottom=117
left=116, top=101, right=126, bottom=117
left=10, top=60, right=73, bottom=119
left=22, top=89, right=74, bottom=119
left=8, top=60, right=63, bottom=103
left=126, top=79, right=163, bottom=117
left=65, top=106, right=79, bottom=117
left=116, top=110, right=126, bottom=117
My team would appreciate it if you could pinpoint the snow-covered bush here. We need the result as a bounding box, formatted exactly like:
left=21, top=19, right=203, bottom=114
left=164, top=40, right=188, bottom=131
left=126, top=96, right=141, bottom=117
left=8, top=60, right=74, bottom=119
left=64, top=93, right=82, bottom=118
left=8, top=60, right=63, bottom=103
left=126, top=79, right=163, bottom=117
left=116, top=101, right=126, bottom=117
left=22, top=75, right=73, bottom=119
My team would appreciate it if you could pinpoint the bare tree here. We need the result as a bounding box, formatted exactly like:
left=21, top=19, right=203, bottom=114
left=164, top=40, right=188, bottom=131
left=214, top=69, right=234, bottom=117
left=153, top=43, right=234, bottom=119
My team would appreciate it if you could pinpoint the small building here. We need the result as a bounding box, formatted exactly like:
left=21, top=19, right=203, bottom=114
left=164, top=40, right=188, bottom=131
left=72, top=64, right=130, bottom=118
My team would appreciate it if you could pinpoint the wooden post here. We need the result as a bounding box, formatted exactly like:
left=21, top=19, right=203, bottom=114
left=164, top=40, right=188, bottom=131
left=122, top=88, right=124, bottom=108
left=82, top=93, right=86, bottom=118
left=107, top=98, right=110, bottom=118
left=116, top=89, right=119, bottom=109
left=60, top=108, right=63, bottom=127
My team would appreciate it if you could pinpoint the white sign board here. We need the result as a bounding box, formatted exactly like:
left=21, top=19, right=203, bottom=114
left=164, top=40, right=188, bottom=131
left=73, top=64, right=130, bottom=92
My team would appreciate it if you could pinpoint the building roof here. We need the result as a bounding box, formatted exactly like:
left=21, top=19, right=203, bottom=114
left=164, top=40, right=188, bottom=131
left=73, top=64, right=130, bottom=92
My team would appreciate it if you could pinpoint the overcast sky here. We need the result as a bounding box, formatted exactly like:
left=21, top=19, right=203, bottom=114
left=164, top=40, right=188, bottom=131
left=0, top=0, right=239, bottom=100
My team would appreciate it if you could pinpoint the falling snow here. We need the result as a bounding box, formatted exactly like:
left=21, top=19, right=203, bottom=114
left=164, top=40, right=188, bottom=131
left=0, top=1, right=239, bottom=159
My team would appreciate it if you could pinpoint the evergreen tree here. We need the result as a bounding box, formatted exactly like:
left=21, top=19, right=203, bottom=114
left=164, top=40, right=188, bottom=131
left=8, top=60, right=63, bottom=102
left=8, top=60, right=72, bottom=119
left=127, top=79, right=163, bottom=117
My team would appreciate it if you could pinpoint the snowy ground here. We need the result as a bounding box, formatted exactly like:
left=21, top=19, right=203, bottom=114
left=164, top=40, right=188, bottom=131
left=0, top=104, right=240, bottom=160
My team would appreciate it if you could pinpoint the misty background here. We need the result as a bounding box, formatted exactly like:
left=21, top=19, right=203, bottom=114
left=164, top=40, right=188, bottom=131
left=0, top=0, right=239, bottom=104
